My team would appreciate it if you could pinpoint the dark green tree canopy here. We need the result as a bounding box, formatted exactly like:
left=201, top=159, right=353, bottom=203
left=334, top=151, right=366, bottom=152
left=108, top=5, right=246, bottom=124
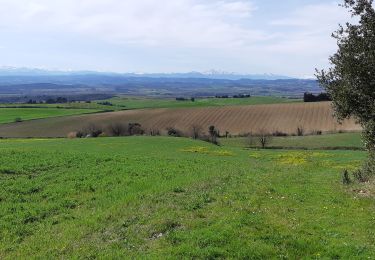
left=316, top=0, right=375, bottom=151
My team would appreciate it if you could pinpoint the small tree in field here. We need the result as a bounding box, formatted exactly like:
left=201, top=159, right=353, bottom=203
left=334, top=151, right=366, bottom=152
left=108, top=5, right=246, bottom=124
left=316, top=0, right=375, bottom=176
left=244, top=132, right=256, bottom=148
left=208, top=125, right=219, bottom=145
left=107, top=123, right=128, bottom=136
left=191, top=125, right=202, bottom=139
left=258, top=129, right=272, bottom=149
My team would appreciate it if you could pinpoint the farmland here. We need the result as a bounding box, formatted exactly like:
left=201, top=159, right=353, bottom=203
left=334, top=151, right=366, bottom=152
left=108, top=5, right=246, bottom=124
left=221, top=132, right=363, bottom=150
left=102, top=95, right=301, bottom=109
left=0, top=136, right=374, bottom=259
left=0, top=108, right=102, bottom=124
left=0, top=96, right=299, bottom=111
left=0, top=101, right=360, bottom=138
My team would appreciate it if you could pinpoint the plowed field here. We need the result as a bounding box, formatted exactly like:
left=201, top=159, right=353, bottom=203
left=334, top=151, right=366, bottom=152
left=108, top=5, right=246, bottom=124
left=0, top=102, right=360, bottom=137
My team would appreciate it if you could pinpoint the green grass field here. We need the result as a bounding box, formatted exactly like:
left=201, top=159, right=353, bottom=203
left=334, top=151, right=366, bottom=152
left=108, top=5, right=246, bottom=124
left=0, top=102, right=118, bottom=111
left=0, top=96, right=301, bottom=112
left=97, top=96, right=301, bottom=110
left=0, top=108, right=102, bottom=124
left=221, top=132, right=363, bottom=150
left=1, top=136, right=373, bottom=258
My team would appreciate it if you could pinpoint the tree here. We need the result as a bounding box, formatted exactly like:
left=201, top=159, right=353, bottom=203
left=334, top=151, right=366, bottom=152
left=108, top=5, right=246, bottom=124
left=128, top=123, right=144, bottom=135
left=208, top=125, right=219, bottom=145
left=316, top=0, right=375, bottom=163
left=258, top=129, right=272, bottom=149
left=244, top=132, right=256, bottom=148
left=191, top=125, right=202, bottom=139
left=107, top=123, right=128, bottom=136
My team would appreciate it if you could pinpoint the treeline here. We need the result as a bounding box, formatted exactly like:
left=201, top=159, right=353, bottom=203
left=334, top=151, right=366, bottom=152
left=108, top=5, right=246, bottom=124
left=70, top=123, right=222, bottom=145
left=27, top=97, right=68, bottom=104
left=215, top=94, right=251, bottom=99
left=175, top=97, right=195, bottom=102
left=303, top=92, right=331, bottom=102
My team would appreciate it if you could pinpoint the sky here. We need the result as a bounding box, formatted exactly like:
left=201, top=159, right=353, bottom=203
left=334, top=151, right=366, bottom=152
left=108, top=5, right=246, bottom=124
left=0, top=0, right=353, bottom=78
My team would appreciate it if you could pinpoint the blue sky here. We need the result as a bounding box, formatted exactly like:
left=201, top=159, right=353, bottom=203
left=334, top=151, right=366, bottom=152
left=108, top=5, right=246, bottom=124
left=0, top=0, right=352, bottom=77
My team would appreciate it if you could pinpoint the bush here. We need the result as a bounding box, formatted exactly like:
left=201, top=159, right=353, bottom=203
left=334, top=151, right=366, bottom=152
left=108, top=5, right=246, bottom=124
left=14, top=117, right=22, bottom=123
left=303, top=92, right=331, bottom=102
left=67, top=132, right=77, bottom=139
left=128, top=123, right=144, bottom=135
left=191, top=125, right=202, bottom=139
left=76, top=131, right=85, bottom=138
left=107, top=123, right=128, bottom=137
left=97, top=101, right=113, bottom=106
left=149, top=128, right=160, bottom=136
left=272, top=130, right=288, bottom=137
left=352, top=153, right=375, bottom=183
left=83, top=124, right=103, bottom=138
left=208, top=125, right=219, bottom=145
left=167, top=127, right=183, bottom=137
left=297, top=126, right=304, bottom=136
left=244, top=133, right=256, bottom=147
left=342, top=169, right=351, bottom=185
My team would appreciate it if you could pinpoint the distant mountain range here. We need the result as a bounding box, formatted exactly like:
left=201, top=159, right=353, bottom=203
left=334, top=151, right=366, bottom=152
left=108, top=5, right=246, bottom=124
left=0, top=67, right=294, bottom=80
left=0, top=67, right=321, bottom=99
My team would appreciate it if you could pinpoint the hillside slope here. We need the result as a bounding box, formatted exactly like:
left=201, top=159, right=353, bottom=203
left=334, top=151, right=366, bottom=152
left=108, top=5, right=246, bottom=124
left=0, top=137, right=373, bottom=258
left=0, top=102, right=360, bottom=138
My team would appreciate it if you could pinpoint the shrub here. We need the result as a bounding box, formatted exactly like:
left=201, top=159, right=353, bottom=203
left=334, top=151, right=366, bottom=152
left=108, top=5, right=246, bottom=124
left=272, top=130, right=288, bottom=137
left=353, top=169, right=370, bottom=183
left=76, top=131, right=85, bottom=138
left=83, top=124, right=103, bottom=138
left=297, top=126, right=304, bottom=136
left=67, top=132, right=77, bottom=139
left=244, top=133, right=256, bottom=147
left=128, top=123, right=144, bottom=135
left=167, top=127, right=183, bottom=137
left=14, top=117, right=22, bottom=123
left=208, top=125, right=219, bottom=145
left=97, top=101, right=113, bottom=106
left=107, top=123, right=128, bottom=137
left=342, top=169, right=351, bottom=185
left=149, top=128, right=160, bottom=136
left=350, top=153, right=375, bottom=183
left=312, top=130, right=323, bottom=135
left=191, top=125, right=202, bottom=139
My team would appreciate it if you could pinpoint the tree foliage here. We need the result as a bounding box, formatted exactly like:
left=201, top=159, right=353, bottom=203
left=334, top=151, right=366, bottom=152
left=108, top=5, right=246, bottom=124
left=316, top=0, right=375, bottom=153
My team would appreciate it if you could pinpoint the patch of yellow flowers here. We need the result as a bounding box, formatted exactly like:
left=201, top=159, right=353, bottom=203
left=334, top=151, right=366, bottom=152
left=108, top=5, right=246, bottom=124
left=181, top=146, right=234, bottom=157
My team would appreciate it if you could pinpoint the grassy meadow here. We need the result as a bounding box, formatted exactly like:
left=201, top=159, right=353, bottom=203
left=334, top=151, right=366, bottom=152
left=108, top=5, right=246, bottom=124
left=221, top=132, right=364, bottom=150
left=1, top=136, right=374, bottom=258
left=0, top=108, right=102, bottom=124
left=101, top=95, right=301, bottom=109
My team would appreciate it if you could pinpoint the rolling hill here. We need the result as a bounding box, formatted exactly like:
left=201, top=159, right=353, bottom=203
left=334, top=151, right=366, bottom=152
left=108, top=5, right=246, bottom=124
left=0, top=102, right=360, bottom=138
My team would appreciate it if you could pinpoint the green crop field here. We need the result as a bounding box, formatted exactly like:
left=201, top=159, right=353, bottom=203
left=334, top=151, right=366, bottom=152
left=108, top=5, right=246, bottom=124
left=97, top=96, right=301, bottom=110
left=221, top=132, right=363, bottom=150
left=0, top=136, right=373, bottom=258
left=0, top=102, right=119, bottom=111
left=0, top=108, right=102, bottom=124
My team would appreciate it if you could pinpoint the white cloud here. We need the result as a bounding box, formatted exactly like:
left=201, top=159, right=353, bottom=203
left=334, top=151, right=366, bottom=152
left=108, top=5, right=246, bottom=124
left=0, top=0, right=355, bottom=76
left=267, top=2, right=352, bottom=54
left=0, top=0, right=262, bottom=48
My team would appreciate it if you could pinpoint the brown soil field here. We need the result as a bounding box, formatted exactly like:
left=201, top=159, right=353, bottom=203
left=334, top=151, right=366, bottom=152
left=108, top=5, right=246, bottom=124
left=0, top=102, right=361, bottom=138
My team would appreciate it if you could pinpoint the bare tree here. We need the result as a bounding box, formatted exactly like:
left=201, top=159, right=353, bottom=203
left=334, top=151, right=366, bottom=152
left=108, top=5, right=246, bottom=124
left=149, top=128, right=160, bottom=136
left=128, top=123, right=144, bottom=135
left=191, top=125, right=203, bottom=139
left=258, top=129, right=272, bottom=149
left=84, top=123, right=103, bottom=138
left=297, top=125, right=305, bottom=136
left=107, top=123, right=128, bottom=136
left=208, top=125, right=219, bottom=145
left=244, top=132, right=256, bottom=148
